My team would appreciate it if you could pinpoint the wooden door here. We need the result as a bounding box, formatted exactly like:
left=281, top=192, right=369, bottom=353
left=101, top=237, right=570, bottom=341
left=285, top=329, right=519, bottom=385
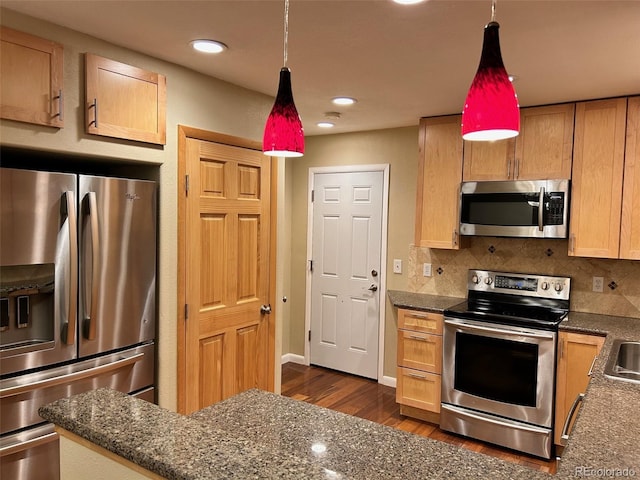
left=620, top=96, right=640, bottom=260
left=462, top=138, right=516, bottom=181
left=415, top=116, right=463, bottom=249
left=569, top=98, right=627, bottom=258
left=554, top=331, right=604, bottom=445
left=515, top=104, right=574, bottom=180
left=309, top=170, right=384, bottom=380
left=178, top=127, right=275, bottom=414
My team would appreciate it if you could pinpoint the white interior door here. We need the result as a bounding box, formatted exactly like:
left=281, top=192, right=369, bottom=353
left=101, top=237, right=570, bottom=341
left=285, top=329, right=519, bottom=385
left=309, top=170, right=384, bottom=379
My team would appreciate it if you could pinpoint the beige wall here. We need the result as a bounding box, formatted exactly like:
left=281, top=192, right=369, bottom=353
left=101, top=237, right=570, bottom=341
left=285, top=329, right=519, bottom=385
left=287, top=127, right=419, bottom=377
left=0, top=9, right=274, bottom=411
left=286, top=125, right=640, bottom=381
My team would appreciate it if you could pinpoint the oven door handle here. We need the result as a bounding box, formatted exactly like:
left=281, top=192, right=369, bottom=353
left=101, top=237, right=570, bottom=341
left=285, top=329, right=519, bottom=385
left=441, top=403, right=550, bottom=435
left=444, top=318, right=556, bottom=340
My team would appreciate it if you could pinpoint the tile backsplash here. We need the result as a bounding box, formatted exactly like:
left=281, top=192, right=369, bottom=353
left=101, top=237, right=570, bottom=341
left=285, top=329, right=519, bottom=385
left=408, top=237, right=640, bottom=318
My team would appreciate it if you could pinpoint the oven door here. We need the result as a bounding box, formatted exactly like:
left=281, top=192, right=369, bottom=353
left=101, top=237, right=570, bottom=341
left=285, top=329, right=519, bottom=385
left=442, top=317, right=556, bottom=428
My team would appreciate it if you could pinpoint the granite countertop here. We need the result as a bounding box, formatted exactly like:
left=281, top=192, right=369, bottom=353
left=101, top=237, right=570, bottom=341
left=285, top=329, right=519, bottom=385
left=38, top=306, right=640, bottom=479
left=40, top=388, right=548, bottom=479
left=387, top=290, right=463, bottom=312
left=556, top=312, right=640, bottom=476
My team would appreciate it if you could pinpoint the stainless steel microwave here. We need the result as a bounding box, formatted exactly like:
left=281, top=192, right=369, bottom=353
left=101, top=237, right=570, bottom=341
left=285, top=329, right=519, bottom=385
left=459, top=179, right=569, bottom=238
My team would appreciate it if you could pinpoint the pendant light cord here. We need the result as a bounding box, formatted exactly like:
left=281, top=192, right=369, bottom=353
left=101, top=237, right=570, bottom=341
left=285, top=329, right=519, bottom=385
left=491, top=0, right=497, bottom=22
left=283, top=0, right=289, bottom=67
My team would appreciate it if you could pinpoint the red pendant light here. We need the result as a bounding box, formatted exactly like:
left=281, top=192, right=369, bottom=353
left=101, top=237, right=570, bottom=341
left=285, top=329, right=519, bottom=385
left=263, top=0, right=304, bottom=157
left=461, top=0, right=519, bottom=141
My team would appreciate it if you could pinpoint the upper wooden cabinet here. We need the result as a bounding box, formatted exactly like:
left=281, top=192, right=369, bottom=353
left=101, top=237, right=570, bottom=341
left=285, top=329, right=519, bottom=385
left=85, top=54, right=166, bottom=145
left=515, top=104, right=575, bottom=179
left=415, top=116, right=464, bottom=249
left=620, top=96, right=640, bottom=260
left=462, top=137, right=515, bottom=181
left=569, top=98, right=628, bottom=258
left=462, top=103, right=575, bottom=181
left=0, top=27, right=64, bottom=128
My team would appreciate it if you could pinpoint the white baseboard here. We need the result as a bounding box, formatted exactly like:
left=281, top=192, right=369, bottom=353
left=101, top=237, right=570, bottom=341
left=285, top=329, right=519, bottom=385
left=281, top=353, right=306, bottom=365
left=379, top=375, right=396, bottom=388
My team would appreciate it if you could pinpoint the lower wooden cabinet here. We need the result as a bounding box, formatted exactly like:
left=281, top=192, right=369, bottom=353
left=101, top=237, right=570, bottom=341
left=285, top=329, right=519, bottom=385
left=554, top=331, right=605, bottom=445
left=397, top=367, right=441, bottom=412
left=396, top=308, right=443, bottom=421
left=397, top=329, right=442, bottom=373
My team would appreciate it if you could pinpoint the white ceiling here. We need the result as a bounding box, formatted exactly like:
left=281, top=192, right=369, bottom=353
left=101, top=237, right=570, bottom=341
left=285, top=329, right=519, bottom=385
left=3, top=0, right=640, bottom=136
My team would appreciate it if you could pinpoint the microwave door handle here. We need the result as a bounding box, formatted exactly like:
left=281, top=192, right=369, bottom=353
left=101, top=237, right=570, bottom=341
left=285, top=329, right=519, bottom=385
left=64, top=191, right=78, bottom=345
left=86, top=192, right=100, bottom=341
left=538, top=186, right=545, bottom=231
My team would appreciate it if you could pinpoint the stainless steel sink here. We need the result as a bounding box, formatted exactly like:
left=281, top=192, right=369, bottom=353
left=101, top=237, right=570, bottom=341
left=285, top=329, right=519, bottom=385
left=604, top=339, right=640, bottom=384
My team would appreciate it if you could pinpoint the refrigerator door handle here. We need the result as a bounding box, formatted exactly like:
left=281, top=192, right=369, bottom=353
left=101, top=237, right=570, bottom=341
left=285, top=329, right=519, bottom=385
left=0, top=352, right=144, bottom=399
left=63, top=191, right=78, bottom=345
left=85, top=191, right=100, bottom=340
left=0, top=431, right=58, bottom=457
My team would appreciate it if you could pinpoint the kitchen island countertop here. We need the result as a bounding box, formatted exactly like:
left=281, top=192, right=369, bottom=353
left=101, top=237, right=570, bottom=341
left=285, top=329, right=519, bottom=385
left=40, top=387, right=548, bottom=479
left=39, top=308, right=640, bottom=479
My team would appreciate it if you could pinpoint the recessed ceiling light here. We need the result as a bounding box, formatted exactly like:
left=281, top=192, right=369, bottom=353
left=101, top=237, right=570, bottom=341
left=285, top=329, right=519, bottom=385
left=317, top=122, right=335, bottom=128
left=332, top=97, right=357, bottom=106
left=191, top=40, right=227, bottom=54
left=392, top=0, right=426, bottom=5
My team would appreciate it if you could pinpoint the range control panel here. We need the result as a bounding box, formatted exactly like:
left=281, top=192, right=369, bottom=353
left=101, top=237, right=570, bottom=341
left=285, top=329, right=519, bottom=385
left=467, top=269, right=570, bottom=300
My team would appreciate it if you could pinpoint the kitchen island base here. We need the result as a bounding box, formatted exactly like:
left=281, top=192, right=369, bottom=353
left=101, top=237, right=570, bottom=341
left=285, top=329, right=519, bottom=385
left=56, top=428, right=161, bottom=480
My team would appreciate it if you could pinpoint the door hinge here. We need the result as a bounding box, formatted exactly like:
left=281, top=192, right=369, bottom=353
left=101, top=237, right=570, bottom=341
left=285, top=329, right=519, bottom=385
left=311, top=189, right=314, bottom=202
left=309, top=260, right=313, bottom=272
left=184, top=303, right=189, bottom=320
left=308, top=330, right=311, bottom=342
left=185, top=174, right=190, bottom=196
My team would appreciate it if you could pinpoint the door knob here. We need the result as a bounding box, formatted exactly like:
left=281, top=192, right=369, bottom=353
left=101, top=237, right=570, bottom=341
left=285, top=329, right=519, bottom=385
left=368, top=284, right=378, bottom=292
left=260, top=304, right=272, bottom=314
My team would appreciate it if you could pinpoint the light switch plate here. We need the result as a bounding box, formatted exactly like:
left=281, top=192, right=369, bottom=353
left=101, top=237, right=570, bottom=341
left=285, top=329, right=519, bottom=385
left=393, top=259, right=402, bottom=274
left=423, top=263, right=432, bottom=277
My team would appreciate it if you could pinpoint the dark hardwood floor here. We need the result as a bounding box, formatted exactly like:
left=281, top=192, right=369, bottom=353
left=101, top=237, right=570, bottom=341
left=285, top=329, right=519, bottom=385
left=281, top=362, right=557, bottom=475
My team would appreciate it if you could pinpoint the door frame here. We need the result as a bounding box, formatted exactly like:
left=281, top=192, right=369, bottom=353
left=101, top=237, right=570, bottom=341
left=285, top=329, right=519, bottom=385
left=176, top=125, right=278, bottom=413
left=304, top=164, right=390, bottom=382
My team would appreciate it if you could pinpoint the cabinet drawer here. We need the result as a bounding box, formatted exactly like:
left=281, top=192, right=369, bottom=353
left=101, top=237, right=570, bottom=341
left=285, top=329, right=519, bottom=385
left=398, top=329, right=442, bottom=373
left=396, top=367, right=441, bottom=413
left=398, top=308, right=443, bottom=335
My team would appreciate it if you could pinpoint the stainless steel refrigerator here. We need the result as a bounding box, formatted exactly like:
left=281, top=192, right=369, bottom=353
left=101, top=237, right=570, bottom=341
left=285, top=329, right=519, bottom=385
left=0, top=168, right=156, bottom=480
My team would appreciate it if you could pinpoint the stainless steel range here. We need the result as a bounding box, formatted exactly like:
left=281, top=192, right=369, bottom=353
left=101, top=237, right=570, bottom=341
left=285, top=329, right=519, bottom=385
left=441, top=269, right=570, bottom=459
